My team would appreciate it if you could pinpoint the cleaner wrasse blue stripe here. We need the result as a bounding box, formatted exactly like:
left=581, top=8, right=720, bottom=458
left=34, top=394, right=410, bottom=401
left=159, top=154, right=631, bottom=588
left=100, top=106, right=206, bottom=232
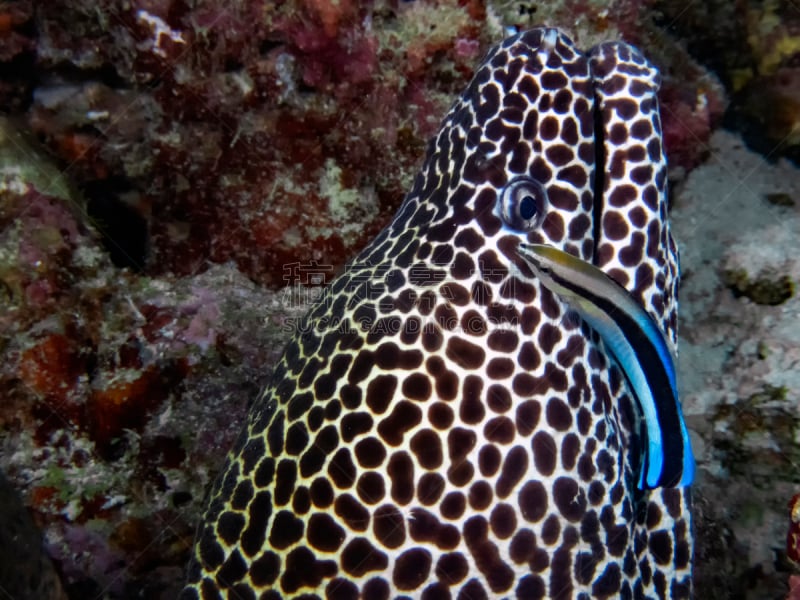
left=518, top=242, right=695, bottom=490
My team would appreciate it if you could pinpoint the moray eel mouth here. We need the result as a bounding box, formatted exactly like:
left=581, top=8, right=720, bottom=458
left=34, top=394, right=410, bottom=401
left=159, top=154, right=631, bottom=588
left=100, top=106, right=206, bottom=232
left=182, top=27, right=693, bottom=600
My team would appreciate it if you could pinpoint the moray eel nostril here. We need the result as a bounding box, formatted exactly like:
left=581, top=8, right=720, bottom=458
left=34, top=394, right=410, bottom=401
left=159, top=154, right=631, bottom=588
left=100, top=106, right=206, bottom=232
left=182, top=27, right=693, bottom=600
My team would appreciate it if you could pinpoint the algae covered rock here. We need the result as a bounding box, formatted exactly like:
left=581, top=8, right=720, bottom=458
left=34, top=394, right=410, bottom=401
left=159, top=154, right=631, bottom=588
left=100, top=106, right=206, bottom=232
left=721, top=213, right=798, bottom=305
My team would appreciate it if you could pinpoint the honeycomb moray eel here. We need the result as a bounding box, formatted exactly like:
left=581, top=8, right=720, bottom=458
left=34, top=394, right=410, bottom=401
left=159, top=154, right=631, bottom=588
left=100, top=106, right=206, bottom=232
left=182, top=27, right=694, bottom=599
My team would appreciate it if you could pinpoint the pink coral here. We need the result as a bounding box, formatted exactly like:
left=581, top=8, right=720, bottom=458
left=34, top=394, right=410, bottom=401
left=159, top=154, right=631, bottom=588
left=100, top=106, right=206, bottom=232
left=790, top=576, right=800, bottom=600
left=659, top=76, right=726, bottom=174
left=454, top=37, right=480, bottom=59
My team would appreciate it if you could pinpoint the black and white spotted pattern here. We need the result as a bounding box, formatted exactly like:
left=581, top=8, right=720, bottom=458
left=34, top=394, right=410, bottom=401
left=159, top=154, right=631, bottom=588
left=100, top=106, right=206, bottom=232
left=181, top=28, right=692, bottom=600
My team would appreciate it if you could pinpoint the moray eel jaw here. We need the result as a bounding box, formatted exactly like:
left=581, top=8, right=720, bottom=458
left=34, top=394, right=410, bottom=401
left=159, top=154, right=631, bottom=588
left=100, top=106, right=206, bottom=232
left=518, top=242, right=696, bottom=489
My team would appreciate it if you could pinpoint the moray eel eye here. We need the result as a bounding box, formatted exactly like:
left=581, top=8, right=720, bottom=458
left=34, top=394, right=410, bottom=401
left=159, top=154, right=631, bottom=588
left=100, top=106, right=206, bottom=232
left=499, top=176, right=548, bottom=231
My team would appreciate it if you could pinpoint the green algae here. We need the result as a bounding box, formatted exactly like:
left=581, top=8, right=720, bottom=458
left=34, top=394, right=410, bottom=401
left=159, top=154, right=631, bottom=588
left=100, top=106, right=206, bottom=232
left=765, top=192, right=795, bottom=207
left=0, top=117, right=79, bottom=206
left=723, top=267, right=795, bottom=306
left=712, top=385, right=799, bottom=487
